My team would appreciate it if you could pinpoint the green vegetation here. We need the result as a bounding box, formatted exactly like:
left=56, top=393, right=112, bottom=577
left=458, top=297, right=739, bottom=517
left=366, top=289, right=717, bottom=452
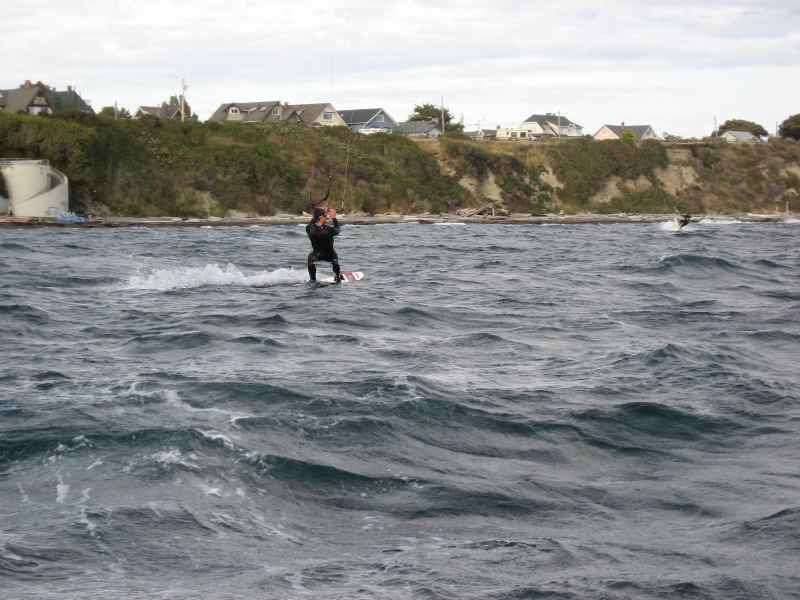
left=98, top=106, right=132, bottom=119
left=439, top=135, right=800, bottom=214
left=1, top=111, right=798, bottom=217
left=779, top=114, right=800, bottom=141
left=546, top=138, right=670, bottom=211
left=440, top=137, right=553, bottom=212
left=408, top=103, right=464, bottom=132
left=718, top=119, right=769, bottom=138
left=0, top=111, right=467, bottom=217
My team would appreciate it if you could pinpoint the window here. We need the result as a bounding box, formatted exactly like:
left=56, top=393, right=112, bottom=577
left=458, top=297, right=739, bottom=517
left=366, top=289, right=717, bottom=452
left=272, top=107, right=280, bottom=115
left=323, top=112, right=333, bottom=121
left=376, top=114, right=384, bottom=123
left=229, top=106, right=239, bottom=114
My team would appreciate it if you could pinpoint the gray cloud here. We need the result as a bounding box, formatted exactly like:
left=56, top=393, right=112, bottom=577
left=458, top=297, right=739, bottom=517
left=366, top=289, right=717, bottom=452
left=1, top=0, right=797, bottom=136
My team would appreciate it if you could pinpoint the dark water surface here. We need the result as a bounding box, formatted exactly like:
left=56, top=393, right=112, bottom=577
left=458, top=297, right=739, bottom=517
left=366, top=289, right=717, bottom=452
left=1, top=219, right=799, bottom=599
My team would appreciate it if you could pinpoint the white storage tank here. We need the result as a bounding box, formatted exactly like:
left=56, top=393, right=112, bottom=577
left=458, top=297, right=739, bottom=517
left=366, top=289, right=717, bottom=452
left=0, top=158, right=69, bottom=218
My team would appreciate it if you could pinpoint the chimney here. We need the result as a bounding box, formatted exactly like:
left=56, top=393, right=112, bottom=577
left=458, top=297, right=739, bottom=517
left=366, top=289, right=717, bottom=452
left=67, top=85, right=73, bottom=92
left=621, top=121, right=625, bottom=129
left=283, top=102, right=289, bottom=110
left=24, top=80, right=32, bottom=88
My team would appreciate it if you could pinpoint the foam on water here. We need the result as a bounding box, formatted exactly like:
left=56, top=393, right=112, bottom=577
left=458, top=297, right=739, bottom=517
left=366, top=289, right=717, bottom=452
left=125, top=263, right=305, bottom=290
left=699, top=217, right=744, bottom=225
left=659, top=219, right=680, bottom=231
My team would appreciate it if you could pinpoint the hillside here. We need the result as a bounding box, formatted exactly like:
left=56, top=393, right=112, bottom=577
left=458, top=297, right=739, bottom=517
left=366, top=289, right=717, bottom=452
left=1, top=111, right=798, bottom=217
left=437, top=135, right=800, bottom=214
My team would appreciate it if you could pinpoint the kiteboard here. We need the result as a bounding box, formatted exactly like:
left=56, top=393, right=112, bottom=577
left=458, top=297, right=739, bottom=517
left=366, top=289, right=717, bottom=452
left=314, top=271, right=364, bottom=284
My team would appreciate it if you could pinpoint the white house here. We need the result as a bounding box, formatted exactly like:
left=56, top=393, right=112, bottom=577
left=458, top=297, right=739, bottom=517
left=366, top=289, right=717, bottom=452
left=520, top=113, right=584, bottom=138
left=720, top=130, right=760, bottom=143
left=594, top=123, right=660, bottom=141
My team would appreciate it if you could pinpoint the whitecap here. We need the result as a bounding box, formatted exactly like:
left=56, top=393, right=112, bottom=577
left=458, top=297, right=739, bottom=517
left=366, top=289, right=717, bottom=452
left=659, top=220, right=681, bottom=231
left=56, top=475, right=69, bottom=504
left=151, top=449, right=199, bottom=471
left=699, top=217, right=743, bottom=225
left=125, top=263, right=305, bottom=291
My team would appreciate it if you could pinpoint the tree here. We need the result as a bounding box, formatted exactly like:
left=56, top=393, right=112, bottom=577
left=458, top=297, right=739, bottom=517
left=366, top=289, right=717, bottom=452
left=99, top=105, right=131, bottom=119
left=166, top=95, right=195, bottom=120
left=408, top=102, right=463, bottom=132
left=778, top=114, right=800, bottom=140
left=718, top=119, right=768, bottom=138
left=620, top=128, right=637, bottom=143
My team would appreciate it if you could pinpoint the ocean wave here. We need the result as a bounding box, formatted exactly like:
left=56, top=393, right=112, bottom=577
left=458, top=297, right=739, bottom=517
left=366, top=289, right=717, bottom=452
left=572, top=402, right=739, bottom=444
left=659, top=253, right=741, bottom=272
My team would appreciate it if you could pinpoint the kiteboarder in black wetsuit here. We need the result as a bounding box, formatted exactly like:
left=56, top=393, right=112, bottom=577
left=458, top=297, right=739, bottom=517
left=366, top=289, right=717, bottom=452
left=678, top=213, right=691, bottom=229
left=306, top=205, right=342, bottom=282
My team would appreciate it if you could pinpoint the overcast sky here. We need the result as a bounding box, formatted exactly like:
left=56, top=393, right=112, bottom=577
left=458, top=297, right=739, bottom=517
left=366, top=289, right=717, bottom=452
left=2, top=0, right=798, bottom=137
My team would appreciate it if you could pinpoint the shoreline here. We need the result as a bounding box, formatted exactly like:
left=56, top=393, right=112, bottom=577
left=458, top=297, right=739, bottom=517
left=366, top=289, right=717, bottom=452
left=0, top=212, right=795, bottom=228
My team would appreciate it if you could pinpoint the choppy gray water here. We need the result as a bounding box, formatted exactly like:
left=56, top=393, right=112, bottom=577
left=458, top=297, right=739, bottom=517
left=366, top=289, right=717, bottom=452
left=1, top=218, right=799, bottom=599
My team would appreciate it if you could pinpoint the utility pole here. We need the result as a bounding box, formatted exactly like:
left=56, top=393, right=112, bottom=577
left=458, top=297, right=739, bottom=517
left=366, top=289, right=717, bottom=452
left=114, top=100, right=118, bottom=119
left=713, top=116, right=718, bottom=138
left=441, top=96, right=445, bottom=134
left=181, top=78, right=187, bottom=122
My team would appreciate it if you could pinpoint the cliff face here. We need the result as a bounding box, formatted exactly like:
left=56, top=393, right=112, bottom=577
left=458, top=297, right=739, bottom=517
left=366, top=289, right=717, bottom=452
left=1, top=111, right=798, bottom=217
left=438, top=136, right=800, bottom=214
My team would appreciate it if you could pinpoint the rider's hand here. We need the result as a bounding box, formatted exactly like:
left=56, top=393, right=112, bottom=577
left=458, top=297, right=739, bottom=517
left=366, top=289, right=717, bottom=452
left=327, top=209, right=337, bottom=218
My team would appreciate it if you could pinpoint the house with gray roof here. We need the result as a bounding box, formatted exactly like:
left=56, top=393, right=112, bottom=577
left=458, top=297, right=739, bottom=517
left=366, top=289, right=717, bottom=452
left=338, top=108, right=397, bottom=133
left=207, top=101, right=284, bottom=124
left=281, top=103, right=347, bottom=127
left=133, top=105, right=184, bottom=120
left=207, top=101, right=346, bottom=127
left=0, top=81, right=54, bottom=115
left=720, top=130, right=760, bottom=143
left=520, top=113, right=584, bottom=138
left=593, top=123, right=659, bottom=141
left=465, top=128, right=498, bottom=141
left=395, top=120, right=442, bottom=138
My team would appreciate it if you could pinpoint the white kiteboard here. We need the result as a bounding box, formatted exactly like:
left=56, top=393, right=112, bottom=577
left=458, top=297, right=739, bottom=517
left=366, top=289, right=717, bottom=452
left=314, top=271, right=364, bottom=284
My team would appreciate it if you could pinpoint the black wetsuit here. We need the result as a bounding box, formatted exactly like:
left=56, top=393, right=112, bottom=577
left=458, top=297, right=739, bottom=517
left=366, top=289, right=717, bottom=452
left=306, top=215, right=341, bottom=281
left=678, top=215, right=691, bottom=228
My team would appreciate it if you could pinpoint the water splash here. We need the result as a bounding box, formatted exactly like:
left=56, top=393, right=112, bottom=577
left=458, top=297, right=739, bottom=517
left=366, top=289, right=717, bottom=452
left=125, top=263, right=305, bottom=290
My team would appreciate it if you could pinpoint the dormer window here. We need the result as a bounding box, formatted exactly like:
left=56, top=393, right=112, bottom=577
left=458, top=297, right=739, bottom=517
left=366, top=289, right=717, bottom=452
left=229, top=106, right=240, bottom=114
left=272, top=107, right=280, bottom=115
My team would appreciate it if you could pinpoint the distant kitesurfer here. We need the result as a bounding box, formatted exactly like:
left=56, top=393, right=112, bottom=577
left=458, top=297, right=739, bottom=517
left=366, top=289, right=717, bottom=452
left=306, top=180, right=342, bottom=282
left=678, top=213, right=691, bottom=228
